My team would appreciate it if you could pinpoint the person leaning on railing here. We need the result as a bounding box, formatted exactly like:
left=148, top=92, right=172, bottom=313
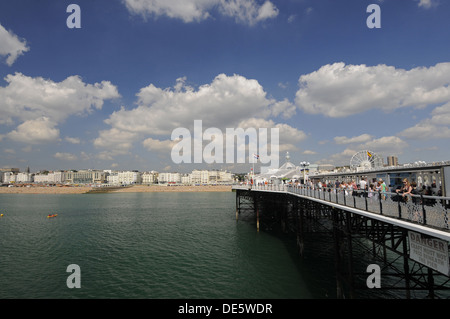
left=395, top=178, right=412, bottom=202
left=408, top=181, right=420, bottom=204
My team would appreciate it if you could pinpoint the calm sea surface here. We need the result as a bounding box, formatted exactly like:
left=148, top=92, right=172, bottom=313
left=0, top=191, right=402, bottom=299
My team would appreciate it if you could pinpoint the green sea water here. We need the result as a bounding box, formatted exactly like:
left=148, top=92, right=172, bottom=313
left=0, top=192, right=338, bottom=299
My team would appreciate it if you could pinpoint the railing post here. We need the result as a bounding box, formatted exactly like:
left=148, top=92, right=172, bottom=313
left=421, top=194, right=427, bottom=225
left=365, top=189, right=368, bottom=211
left=379, top=191, right=383, bottom=215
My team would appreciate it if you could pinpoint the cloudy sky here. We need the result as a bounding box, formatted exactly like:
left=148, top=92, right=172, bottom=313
left=1, top=0, right=450, bottom=173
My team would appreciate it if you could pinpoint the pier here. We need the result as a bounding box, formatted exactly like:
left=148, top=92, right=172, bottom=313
left=233, top=184, right=450, bottom=298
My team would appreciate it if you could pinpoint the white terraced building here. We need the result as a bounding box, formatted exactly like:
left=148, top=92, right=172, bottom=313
left=158, top=172, right=182, bottom=184
left=34, top=171, right=66, bottom=184
left=107, top=171, right=142, bottom=185
left=142, top=171, right=158, bottom=184
left=16, top=172, right=33, bottom=183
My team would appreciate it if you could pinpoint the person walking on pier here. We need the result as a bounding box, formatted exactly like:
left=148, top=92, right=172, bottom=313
left=359, top=178, right=367, bottom=193
left=380, top=179, right=387, bottom=200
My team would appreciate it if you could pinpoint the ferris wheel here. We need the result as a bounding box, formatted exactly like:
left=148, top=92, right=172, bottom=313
left=350, top=150, right=383, bottom=170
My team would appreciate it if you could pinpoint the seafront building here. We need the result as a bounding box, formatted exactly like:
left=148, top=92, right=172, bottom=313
left=34, top=171, right=66, bottom=184
left=158, top=172, right=182, bottom=184
left=142, top=171, right=159, bottom=184
left=118, top=170, right=141, bottom=185
left=0, top=168, right=19, bottom=184
left=387, top=156, right=399, bottom=167
left=16, top=172, right=33, bottom=183
left=188, top=169, right=233, bottom=185
left=2, top=172, right=17, bottom=184
left=106, top=171, right=142, bottom=185
left=65, top=170, right=107, bottom=185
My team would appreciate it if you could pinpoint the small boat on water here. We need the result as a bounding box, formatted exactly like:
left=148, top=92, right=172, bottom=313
left=47, top=214, right=58, bottom=218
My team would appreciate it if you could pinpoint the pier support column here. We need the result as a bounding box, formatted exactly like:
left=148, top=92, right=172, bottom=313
left=296, top=199, right=305, bottom=257
left=402, top=230, right=411, bottom=299
left=332, top=208, right=345, bottom=299
left=345, top=211, right=355, bottom=299
left=427, top=268, right=435, bottom=299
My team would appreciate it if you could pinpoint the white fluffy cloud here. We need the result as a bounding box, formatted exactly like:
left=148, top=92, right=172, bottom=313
left=237, top=117, right=307, bottom=152
left=94, top=128, right=138, bottom=155
left=334, top=134, right=374, bottom=145
left=417, top=0, right=437, bottom=9
left=1, top=73, right=120, bottom=144
left=7, top=117, right=60, bottom=144
left=359, top=136, right=409, bottom=154
left=400, top=101, right=450, bottom=140
left=142, top=138, right=177, bottom=152
left=295, top=62, right=450, bottom=118
left=65, top=137, right=81, bottom=144
left=122, top=0, right=278, bottom=25
left=96, top=74, right=302, bottom=158
left=0, top=73, right=120, bottom=125
left=105, top=74, right=295, bottom=136
left=54, top=152, right=78, bottom=161
left=0, top=23, right=29, bottom=66
left=219, top=0, right=278, bottom=25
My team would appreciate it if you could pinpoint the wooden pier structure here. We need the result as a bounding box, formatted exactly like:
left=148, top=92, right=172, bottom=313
left=233, top=184, right=450, bottom=299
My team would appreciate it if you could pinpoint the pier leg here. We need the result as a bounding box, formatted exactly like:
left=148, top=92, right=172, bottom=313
left=296, top=199, right=304, bottom=257
left=427, top=268, right=435, bottom=299
left=402, top=231, right=411, bottom=299
left=345, top=212, right=355, bottom=299
left=332, top=209, right=344, bottom=299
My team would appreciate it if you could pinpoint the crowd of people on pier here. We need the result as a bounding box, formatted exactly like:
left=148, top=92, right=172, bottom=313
left=297, top=177, right=443, bottom=204
left=252, top=175, right=444, bottom=205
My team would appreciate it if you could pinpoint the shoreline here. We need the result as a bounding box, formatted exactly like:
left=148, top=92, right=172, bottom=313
left=0, top=185, right=233, bottom=194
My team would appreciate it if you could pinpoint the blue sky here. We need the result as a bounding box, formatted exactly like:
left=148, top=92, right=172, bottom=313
left=1, top=0, right=450, bottom=173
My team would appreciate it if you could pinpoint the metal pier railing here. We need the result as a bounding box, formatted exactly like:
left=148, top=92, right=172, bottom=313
left=233, top=184, right=450, bottom=232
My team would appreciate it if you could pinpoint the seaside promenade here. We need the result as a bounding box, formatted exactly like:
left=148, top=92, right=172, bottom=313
left=0, top=184, right=232, bottom=194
